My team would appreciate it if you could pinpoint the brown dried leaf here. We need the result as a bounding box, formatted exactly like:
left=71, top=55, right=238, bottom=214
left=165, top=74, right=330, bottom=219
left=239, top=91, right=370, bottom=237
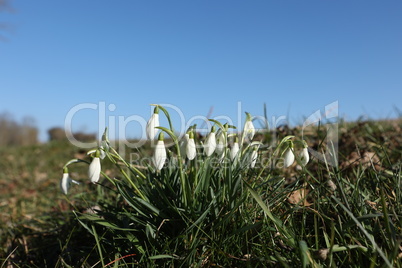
left=340, top=151, right=382, bottom=170
left=287, top=187, right=312, bottom=206
left=365, top=200, right=378, bottom=210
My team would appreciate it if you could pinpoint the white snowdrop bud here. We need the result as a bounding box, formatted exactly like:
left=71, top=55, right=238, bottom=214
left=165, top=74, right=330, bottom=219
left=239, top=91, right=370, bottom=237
left=60, top=169, right=72, bottom=195
left=186, top=132, right=197, bottom=160
left=283, top=143, right=295, bottom=168
left=299, top=147, right=309, bottom=166
left=146, top=106, right=160, bottom=140
left=230, top=136, right=240, bottom=161
left=250, top=147, right=258, bottom=168
left=153, top=132, right=167, bottom=170
left=204, top=126, right=217, bottom=157
left=88, top=150, right=101, bottom=183
left=243, top=112, right=255, bottom=142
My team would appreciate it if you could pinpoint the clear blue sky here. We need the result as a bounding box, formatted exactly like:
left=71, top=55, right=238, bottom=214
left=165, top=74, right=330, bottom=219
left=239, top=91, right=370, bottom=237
left=1, top=0, right=401, bottom=141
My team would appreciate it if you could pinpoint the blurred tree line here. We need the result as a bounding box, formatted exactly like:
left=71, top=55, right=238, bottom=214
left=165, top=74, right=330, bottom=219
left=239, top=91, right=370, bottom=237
left=0, top=113, right=97, bottom=146
left=0, top=113, right=38, bottom=146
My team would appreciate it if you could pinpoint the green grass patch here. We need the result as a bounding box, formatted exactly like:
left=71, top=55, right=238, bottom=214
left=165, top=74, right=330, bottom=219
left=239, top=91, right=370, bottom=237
left=1, top=116, right=401, bottom=267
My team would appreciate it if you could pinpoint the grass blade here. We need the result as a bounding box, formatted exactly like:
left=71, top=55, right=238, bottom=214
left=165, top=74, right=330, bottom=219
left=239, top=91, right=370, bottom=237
left=331, top=196, right=392, bottom=267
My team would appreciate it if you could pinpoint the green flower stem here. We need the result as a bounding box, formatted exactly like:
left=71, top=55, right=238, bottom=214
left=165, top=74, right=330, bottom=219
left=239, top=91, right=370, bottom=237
left=100, top=170, right=115, bottom=185
left=157, top=126, right=190, bottom=207
left=208, top=119, right=224, bottom=131
left=100, top=126, right=145, bottom=197
left=109, top=146, right=146, bottom=179
left=63, top=158, right=90, bottom=169
left=107, top=150, right=146, bottom=200
left=153, top=104, right=174, bottom=132
left=63, top=157, right=115, bottom=190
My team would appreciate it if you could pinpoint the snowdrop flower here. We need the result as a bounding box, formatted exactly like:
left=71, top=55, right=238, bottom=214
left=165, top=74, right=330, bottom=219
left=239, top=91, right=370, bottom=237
left=204, top=126, right=216, bottom=157
left=243, top=112, right=255, bottom=142
left=89, top=150, right=101, bottom=183
left=186, top=131, right=197, bottom=160
left=215, top=124, right=228, bottom=156
left=60, top=168, right=72, bottom=195
left=215, top=131, right=225, bottom=155
left=250, top=146, right=258, bottom=168
left=153, top=132, right=167, bottom=170
left=146, top=106, right=160, bottom=140
left=230, top=136, right=240, bottom=161
left=99, top=139, right=109, bottom=160
left=283, top=142, right=295, bottom=168
left=179, top=132, right=189, bottom=159
left=299, top=142, right=309, bottom=166
left=99, top=148, right=106, bottom=160
left=60, top=167, right=80, bottom=194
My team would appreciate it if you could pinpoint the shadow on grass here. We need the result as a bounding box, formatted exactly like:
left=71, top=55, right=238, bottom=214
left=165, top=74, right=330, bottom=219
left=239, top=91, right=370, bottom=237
left=1, top=211, right=99, bottom=267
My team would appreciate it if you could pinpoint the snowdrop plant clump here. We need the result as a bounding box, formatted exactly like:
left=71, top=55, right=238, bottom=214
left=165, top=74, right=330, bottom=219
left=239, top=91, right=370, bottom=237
left=60, top=104, right=311, bottom=265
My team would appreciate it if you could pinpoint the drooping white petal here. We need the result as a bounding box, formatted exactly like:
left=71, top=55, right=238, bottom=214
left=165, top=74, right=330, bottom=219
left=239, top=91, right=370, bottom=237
left=243, top=120, right=255, bottom=141
left=216, top=140, right=225, bottom=155
left=60, top=172, right=72, bottom=195
left=183, top=133, right=190, bottom=141
left=99, top=150, right=106, bottom=160
left=186, top=138, right=197, bottom=160
left=99, top=146, right=106, bottom=160
left=204, top=132, right=216, bottom=156
left=153, top=140, right=167, bottom=170
left=250, top=148, right=258, bottom=168
left=299, top=147, right=309, bottom=166
left=180, top=133, right=189, bottom=158
left=146, top=113, right=160, bottom=140
left=99, top=140, right=109, bottom=160
left=215, top=130, right=226, bottom=155
left=88, top=157, right=101, bottom=183
left=283, top=148, right=295, bottom=168
left=230, top=142, right=239, bottom=161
